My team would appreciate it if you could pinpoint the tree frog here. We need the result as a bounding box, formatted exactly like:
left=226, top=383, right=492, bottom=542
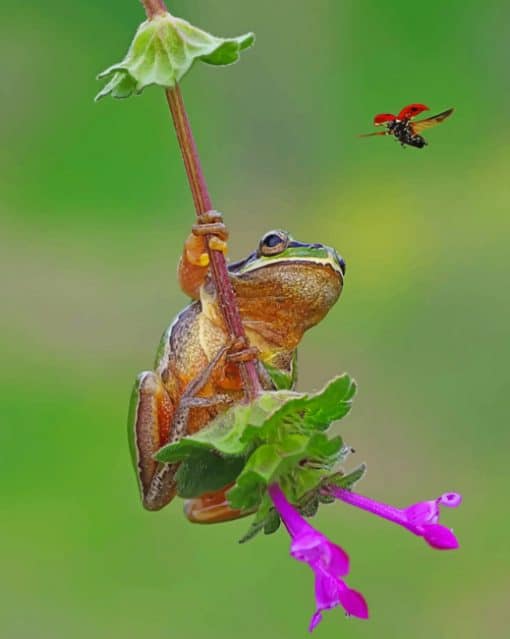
left=128, top=212, right=346, bottom=522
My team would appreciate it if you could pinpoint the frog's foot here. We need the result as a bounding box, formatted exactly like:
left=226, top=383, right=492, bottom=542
left=184, top=484, right=252, bottom=524
left=227, top=336, right=259, bottom=364
left=192, top=210, right=229, bottom=255
left=212, top=336, right=261, bottom=391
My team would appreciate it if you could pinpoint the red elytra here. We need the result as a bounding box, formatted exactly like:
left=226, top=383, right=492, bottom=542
left=373, top=113, right=397, bottom=125
left=397, top=103, right=429, bottom=120
left=374, top=104, right=430, bottom=125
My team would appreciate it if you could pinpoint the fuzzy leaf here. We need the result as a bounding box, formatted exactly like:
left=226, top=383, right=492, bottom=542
left=156, top=374, right=360, bottom=521
left=96, top=13, right=254, bottom=99
left=238, top=495, right=277, bottom=543
left=326, top=464, right=367, bottom=490
left=263, top=509, right=281, bottom=534
left=306, top=433, right=344, bottom=462
left=292, top=467, right=330, bottom=501
left=155, top=392, right=291, bottom=462
left=238, top=518, right=266, bottom=544
left=227, top=471, right=266, bottom=510
left=245, top=374, right=357, bottom=442
left=228, top=442, right=294, bottom=509
left=262, top=355, right=297, bottom=390
left=228, top=434, right=333, bottom=512
left=157, top=375, right=355, bottom=466
left=299, top=493, right=320, bottom=517
left=174, top=450, right=245, bottom=498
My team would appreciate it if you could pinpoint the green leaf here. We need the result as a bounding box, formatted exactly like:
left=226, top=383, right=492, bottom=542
left=238, top=518, right=266, bottom=544
left=155, top=437, right=217, bottom=464
left=257, top=374, right=357, bottom=438
left=155, top=392, right=292, bottom=462
left=292, top=466, right=329, bottom=500
left=326, top=463, right=367, bottom=490
left=228, top=441, right=297, bottom=509
left=155, top=373, right=361, bottom=523
left=227, top=435, right=314, bottom=511
left=238, top=495, right=278, bottom=543
left=306, top=433, right=344, bottom=462
left=227, top=471, right=266, bottom=511
left=242, top=444, right=283, bottom=481
left=96, top=13, right=254, bottom=99
left=263, top=509, right=281, bottom=535
left=299, top=493, right=320, bottom=517
left=157, top=375, right=354, bottom=466
left=262, top=353, right=297, bottom=390
left=174, top=450, right=245, bottom=498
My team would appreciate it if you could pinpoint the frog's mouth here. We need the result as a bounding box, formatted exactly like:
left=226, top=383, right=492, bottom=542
left=227, top=251, right=258, bottom=273
left=228, top=242, right=346, bottom=279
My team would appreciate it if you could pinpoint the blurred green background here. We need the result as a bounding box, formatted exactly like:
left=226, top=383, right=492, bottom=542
left=1, top=0, right=508, bottom=637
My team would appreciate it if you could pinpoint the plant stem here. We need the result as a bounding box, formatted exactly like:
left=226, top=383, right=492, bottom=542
left=165, top=87, right=262, bottom=399
left=140, top=0, right=166, bottom=18
left=140, top=0, right=262, bottom=400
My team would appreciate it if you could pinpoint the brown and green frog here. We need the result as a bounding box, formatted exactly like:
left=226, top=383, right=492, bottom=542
left=128, top=213, right=345, bottom=522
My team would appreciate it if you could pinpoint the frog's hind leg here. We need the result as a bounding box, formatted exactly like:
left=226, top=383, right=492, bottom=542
left=128, top=371, right=177, bottom=511
left=184, top=485, right=252, bottom=524
left=170, top=342, right=234, bottom=440
left=128, top=344, right=236, bottom=512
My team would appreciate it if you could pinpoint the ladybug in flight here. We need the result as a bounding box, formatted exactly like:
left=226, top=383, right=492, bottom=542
left=360, top=103, right=454, bottom=148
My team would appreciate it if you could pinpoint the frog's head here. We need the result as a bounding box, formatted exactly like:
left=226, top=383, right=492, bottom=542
left=229, top=230, right=345, bottom=349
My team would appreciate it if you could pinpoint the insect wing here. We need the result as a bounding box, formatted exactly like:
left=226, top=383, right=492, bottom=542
left=410, top=108, right=454, bottom=134
left=397, top=103, right=429, bottom=120
left=373, top=113, right=396, bottom=125
left=359, top=131, right=389, bottom=138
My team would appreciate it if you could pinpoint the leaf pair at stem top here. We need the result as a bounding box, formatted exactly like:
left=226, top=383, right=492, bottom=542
left=96, top=10, right=254, bottom=100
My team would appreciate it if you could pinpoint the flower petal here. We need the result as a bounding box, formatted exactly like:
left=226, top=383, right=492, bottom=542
left=290, top=532, right=350, bottom=576
left=332, top=487, right=462, bottom=551
left=313, top=569, right=369, bottom=620
left=309, top=610, right=323, bottom=633
left=439, top=492, right=462, bottom=508
left=423, top=524, right=459, bottom=550
left=404, top=500, right=439, bottom=526
left=269, top=483, right=369, bottom=629
left=314, top=569, right=341, bottom=610
left=291, top=532, right=325, bottom=565
left=338, top=585, right=369, bottom=619
left=268, top=483, right=310, bottom=537
left=326, top=542, right=350, bottom=577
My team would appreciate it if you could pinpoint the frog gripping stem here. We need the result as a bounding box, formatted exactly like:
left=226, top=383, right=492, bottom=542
left=138, top=0, right=262, bottom=401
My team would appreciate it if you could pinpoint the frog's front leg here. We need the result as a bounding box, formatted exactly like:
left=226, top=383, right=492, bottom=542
left=129, top=344, right=234, bottom=511
left=178, top=210, right=229, bottom=299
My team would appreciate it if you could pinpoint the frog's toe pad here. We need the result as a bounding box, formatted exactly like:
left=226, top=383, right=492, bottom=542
left=208, top=236, right=228, bottom=254
left=186, top=247, right=210, bottom=267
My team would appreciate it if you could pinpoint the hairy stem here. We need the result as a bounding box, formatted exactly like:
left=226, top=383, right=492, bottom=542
left=140, top=0, right=262, bottom=400
left=140, top=0, right=167, bottom=18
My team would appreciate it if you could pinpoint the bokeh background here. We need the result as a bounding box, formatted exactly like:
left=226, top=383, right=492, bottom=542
left=1, top=0, right=508, bottom=637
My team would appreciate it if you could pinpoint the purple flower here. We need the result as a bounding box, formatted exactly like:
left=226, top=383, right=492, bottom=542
left=331, top=487, right=462, bottom=550
left=268, top=483, right=368, bottom=631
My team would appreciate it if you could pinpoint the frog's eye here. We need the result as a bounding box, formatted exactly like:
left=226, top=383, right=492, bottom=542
left=259, top=230, right=289, bottom=256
